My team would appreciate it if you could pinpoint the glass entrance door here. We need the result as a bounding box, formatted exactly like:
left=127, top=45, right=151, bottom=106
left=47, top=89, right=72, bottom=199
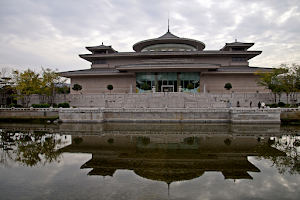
left=161, top=85, right=174, bottom=92
left=136, top=72, right=200, bottom=93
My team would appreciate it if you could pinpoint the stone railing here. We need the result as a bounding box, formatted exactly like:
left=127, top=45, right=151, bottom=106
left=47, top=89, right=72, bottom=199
left=16, top=92, right=300, bottom=109
left=3, top=106, right=300, bottom=124
left=58, top=107, right=281, bottom=124
left=0, top=107, right=60, bottom=117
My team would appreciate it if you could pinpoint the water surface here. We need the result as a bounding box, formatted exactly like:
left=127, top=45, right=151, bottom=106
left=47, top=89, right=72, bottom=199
left=0, top=123, right=299, bottom=200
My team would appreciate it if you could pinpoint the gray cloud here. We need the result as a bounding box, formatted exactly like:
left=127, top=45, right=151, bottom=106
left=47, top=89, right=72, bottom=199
left=0, top=0, right=299, bottom=72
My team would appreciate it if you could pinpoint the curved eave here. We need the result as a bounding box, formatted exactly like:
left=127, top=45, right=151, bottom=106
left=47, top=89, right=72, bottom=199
left=79, top=51, right=262, bottom=62
left=133, top=38, right=206, bottom=52
left=202, top=71, right=258, bottom=74
left=220, top=43, right=255, bottom=51
left=86, top=46, right=117, bottom=53
left=59, top=69, right=134, bottom=78
left=202, top=67, right=272, bottom=75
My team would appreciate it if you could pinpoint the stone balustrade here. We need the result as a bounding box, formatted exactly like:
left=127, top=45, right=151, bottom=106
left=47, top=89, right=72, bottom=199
left=58, top=107, right=281, bottom=124
left=16, top=92, right=300, bottom=109
left=2, top=105, right=299, bottom=125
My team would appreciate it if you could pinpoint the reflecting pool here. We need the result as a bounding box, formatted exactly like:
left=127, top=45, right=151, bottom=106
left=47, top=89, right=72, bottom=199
left=1, top=123, right=300, bottom=200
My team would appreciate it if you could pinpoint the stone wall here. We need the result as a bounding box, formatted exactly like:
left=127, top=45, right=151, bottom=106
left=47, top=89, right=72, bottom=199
left=280, top=108, right=300, bottom=119
left=58, top=108, right=104, bottom=123
left=58, top=107, right=281, bottom=124
left=19, top=92, right=300, bottom=109
left=0, top=107, right=59, bottom=117
left=1, top=105, right=297, bottom=125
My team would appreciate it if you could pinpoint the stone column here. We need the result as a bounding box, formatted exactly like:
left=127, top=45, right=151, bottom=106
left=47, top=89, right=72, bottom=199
left=204, top=83, right=206, bottom=93
left=130, top=84, right=132, bottom=93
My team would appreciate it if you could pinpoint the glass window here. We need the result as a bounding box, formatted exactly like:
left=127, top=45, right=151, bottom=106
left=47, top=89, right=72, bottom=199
left=232, top=57, right=246, bottom=62
left=232, top=48, right=245, bottom=51
left=93, top=59, right=106, bottom=64
left=136, top=72, right=199, bottom=92
left=184, top=81, right=189, bottom=88
left=142, top=44, right=196, bottom=52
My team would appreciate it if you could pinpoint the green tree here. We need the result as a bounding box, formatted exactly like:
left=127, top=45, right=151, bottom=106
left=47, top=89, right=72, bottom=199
left=72, top=83, right=82, bottom=94
left=255, top=67, right=287, bottom=104
left=278, top=63, right=300, bottom=106
left=13, top=69, right=42, bottom=107
left=56, top=85, right=70, bottom=94
left=224, top=83, right=232, bottom=91
left=40, top=67, right=62, bottom=105
left=141, top=83, right=150, bottom=90
left=107, top=84, right=113, bottom=93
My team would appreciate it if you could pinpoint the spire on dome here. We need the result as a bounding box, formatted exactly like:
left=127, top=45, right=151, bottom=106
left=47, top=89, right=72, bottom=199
left=168, top=12, right=170, bottom=32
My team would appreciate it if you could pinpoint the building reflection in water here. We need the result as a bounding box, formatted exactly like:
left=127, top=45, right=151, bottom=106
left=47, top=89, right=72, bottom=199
left=1, top=122, right=298, bottom=187
left=58, top=123, right=287, bottom=184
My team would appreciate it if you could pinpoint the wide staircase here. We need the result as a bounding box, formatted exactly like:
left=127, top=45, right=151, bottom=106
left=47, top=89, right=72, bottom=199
left=112, top=92, right=213, bottom=108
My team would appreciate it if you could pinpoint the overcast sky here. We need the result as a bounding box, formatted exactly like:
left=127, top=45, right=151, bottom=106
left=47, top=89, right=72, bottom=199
left=0, top=0, right=299, bottom=74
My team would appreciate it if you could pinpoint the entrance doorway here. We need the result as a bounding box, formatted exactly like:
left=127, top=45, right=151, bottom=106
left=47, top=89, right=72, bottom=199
left=161, top=85, right=174, bottom=92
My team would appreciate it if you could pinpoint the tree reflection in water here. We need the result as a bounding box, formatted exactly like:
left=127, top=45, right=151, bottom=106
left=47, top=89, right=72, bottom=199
left=257, top=135, right=300, bottom=175
left=0, top=131, right=67, bottom=167
left=1, top=123, right=300, bottom=179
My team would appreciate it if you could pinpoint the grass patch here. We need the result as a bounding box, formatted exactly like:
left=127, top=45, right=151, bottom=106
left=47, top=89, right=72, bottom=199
left=0, top=116, right=59, bottom=123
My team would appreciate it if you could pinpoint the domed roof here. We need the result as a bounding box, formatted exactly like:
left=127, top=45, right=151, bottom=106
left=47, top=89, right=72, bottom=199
left=133, top=30, right=206, bottom=52
left=133, top=169, right=204, bottom=183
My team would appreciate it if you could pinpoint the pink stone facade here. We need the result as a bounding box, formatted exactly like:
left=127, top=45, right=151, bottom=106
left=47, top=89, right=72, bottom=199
left=60, top=29, right=269, bottom=94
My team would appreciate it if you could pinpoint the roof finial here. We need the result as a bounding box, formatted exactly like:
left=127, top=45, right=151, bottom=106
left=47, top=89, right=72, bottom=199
left=168, top=11, right=170, bottom=32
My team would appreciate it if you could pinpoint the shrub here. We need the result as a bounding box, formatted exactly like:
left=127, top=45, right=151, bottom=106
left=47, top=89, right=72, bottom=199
left=40, top=103, right=50, bottom=108
left=266, top=104, right=277, bottom=108
left=58, top=102, right=70, bottom=108
left=72, top=83, right=82, bottom=94
left=63, top=102, right=69, bottom=108
left=271, top=103, right=277, bottom=108
left=141, top=137, right=150, bottom=146
left=31, top=104, right=49, bottom=108
left=278, top=102, right=286, bottom=107
left=141, top=83, right=150, bottom=90
left=108, top=139, right=114, bottom=144
left=186, top=137, right=194, bottom=145
left=32, top=104, right=41, bottom=108
left=224, top=83, right=232, bottom=91
left=224, top=138, right=232, bottom=146
left=107, top=84, right=113, bottom=93
left=8, top=103, right=22, bottom=108
left=187, top=83, right=194, bottom=90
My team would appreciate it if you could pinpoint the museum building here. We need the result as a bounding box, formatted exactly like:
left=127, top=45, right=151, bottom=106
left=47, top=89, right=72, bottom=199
left=60, top=28, right=269, bottom=94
